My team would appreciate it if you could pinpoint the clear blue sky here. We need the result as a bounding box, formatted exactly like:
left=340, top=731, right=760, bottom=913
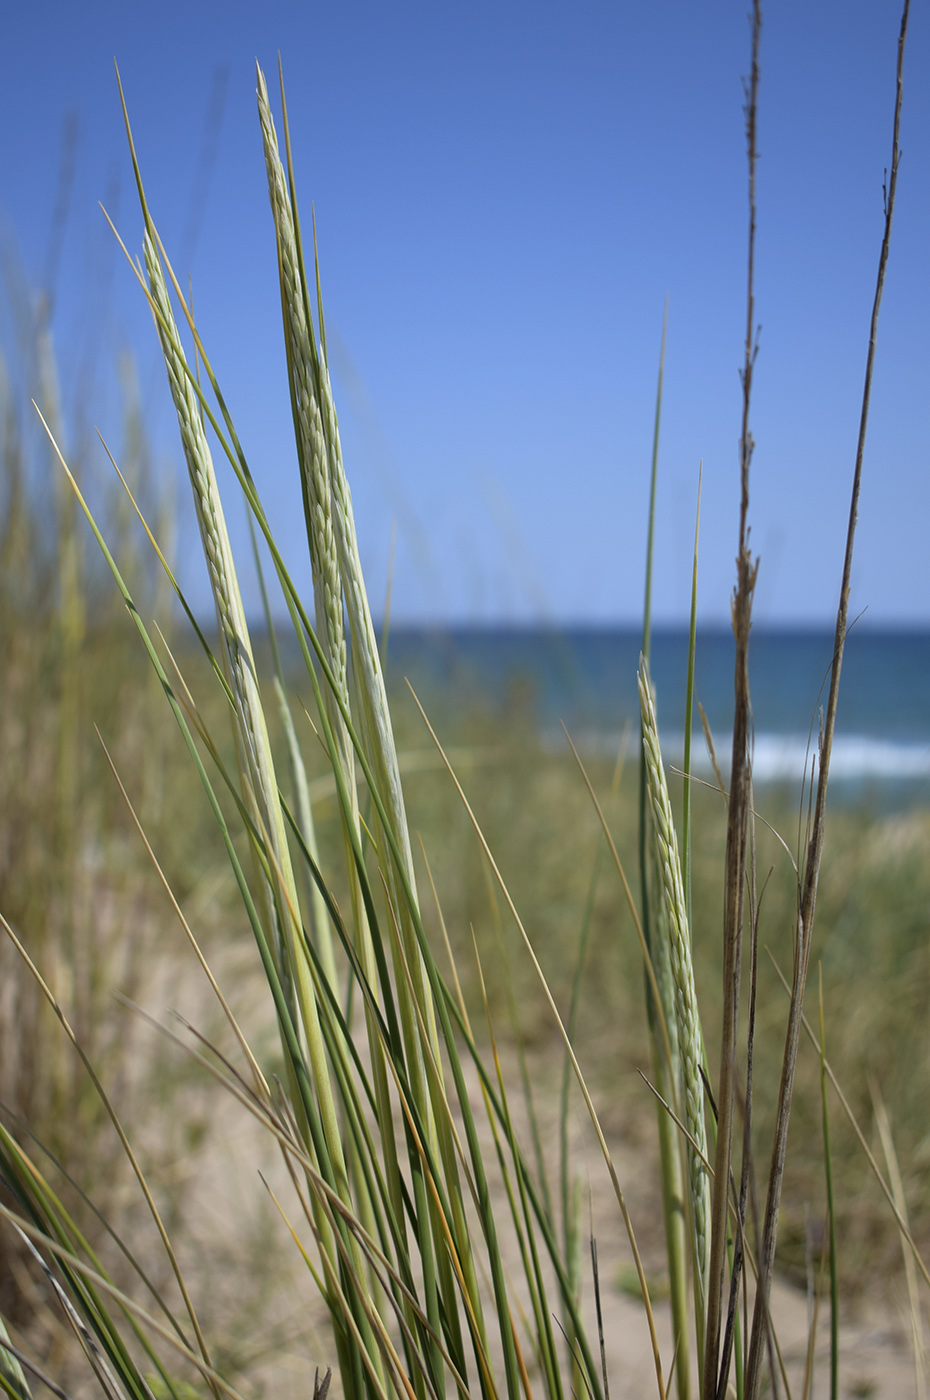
left=2, top=1, right=927, bottom=626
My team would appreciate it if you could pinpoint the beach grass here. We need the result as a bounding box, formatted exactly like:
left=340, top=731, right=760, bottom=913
left=0, top=5, right=927, bottom=1399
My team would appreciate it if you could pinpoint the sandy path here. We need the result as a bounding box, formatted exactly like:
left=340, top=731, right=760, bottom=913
left=167, top=1005, right=919, bottom=1400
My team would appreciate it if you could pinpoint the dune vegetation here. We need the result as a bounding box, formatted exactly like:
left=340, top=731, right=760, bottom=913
left=1, top=5, right=926, bottom=1400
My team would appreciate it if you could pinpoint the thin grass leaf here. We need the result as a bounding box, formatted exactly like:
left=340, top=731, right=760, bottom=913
left=767, top=950, right=930, bottom=1289
left=0, top=1198, right=244, bottom=1400
left=471, top=937, right=564, bottom=1400
left=559, top=741, right=627, bottom=1393
left=681, top=465, right=701, bottom=927
left=0, top=913, right=211, bottom=1386
left=871, top=1085, right=926, bottom=1400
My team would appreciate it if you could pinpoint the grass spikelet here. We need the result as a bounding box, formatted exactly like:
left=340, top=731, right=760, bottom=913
left=255, top=70, right=350, bottom=754
left=256, top=64, right=426, bottom=966
left=141, top=232, right=360, bottom=1297
left=638, top=657, right=711, bottom=1329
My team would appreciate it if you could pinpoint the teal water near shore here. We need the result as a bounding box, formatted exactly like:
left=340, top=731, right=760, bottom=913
left=381, top=625, right=930, bottom=802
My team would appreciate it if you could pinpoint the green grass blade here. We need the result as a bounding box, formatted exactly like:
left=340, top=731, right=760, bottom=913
left=681, top=465, right=701, bottom=928
left=0, top=1313, right=32, bottom=1400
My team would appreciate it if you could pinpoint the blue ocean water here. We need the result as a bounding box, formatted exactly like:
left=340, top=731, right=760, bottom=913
left=383, top=625, right=930, bottom=803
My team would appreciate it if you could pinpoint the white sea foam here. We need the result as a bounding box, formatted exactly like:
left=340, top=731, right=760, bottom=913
left=748, top=734, right=930, bottom=784
left=557, top=727, right=930, bottom=785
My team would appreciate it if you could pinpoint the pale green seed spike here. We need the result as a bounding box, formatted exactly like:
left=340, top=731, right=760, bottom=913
left=143, top=234, right=354, bottom=1243
left=647, top=827, right=681, bottom=1081
left=255, top=76, right=374, bottom=995
left=638, top=657, right=711, bottom=1326
left=144, top=236, right=264, bottom=781
left=255, top=72, right=349, bottom=733
left=255, top=67, right=386, bottom=1056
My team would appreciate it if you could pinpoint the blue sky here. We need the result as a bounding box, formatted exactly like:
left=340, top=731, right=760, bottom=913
left=1, top=1, right=927, bottom=626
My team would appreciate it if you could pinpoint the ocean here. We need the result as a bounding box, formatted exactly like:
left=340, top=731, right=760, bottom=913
left=382, top=625, right=930, bottom=806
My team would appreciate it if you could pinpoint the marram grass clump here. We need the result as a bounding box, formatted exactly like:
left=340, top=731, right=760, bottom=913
left=1, top=11, right=927, bottom=1400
